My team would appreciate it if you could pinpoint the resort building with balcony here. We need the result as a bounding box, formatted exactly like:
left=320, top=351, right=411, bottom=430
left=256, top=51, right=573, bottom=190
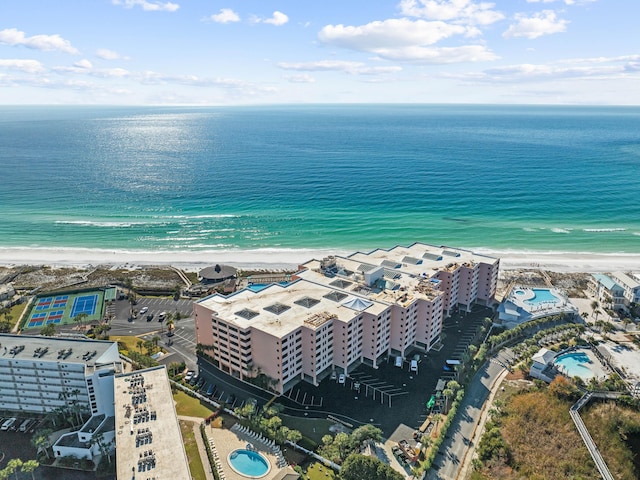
left=0, top=334, right=122, bottom=462
left=194, top=243, right=498, bottom=394
left=589, top=274, right=626, bottom=311
left=610, top=272, right=640, bottom=308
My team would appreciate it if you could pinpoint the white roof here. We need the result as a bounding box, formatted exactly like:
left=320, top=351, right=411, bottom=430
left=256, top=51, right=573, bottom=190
left=532, top=348, right=556, bottom=365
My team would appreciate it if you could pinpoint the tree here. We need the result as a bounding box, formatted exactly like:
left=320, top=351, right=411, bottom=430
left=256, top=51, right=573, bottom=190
left=349, top=424, right=382, bottom=450
left=580, top=311, right=589, bottom=322
left=40, top=322, right=57, bottom=336
left=74, top=312, right=88, bottom=331
left=5, top=459, right=22, bottom=480
left=20, top=460, right=39, bottom=480
left=136, top=340, right=144, bottom=353
left=151, top=335, right=160, bottom=349
left=590, top=300, right=600, bottom=319
left=341, top=454, right=404, bottom=480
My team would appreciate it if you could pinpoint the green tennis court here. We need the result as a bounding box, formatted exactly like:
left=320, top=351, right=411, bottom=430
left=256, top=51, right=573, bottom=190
left=26, top=289, right=106, bottom=329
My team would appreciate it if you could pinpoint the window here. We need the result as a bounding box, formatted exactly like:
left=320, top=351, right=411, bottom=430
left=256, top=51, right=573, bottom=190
left=236, top=309, right=259, bottom=320
left=294, top=297, right=320, bottom=308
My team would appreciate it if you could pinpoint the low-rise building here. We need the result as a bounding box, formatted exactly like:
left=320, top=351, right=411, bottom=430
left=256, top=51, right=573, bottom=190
left=114, top=366, right=191, bottom=479
left=610, top=272, right=640, bottom=307
left=589, top=274, right=626, bottom=310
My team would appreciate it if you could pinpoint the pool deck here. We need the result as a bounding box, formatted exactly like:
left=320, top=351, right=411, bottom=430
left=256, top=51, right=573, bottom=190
left=204, top=422, right=289, bottom=480
left=555, top=348, right=609, bottom=381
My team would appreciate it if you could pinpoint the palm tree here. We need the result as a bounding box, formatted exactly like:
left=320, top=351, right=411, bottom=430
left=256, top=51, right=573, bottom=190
left=136, top=340, right=144, bottom=353
left=593, top=309, right=602, bottom=323
left=31, top=429, right=53, bottom=459
left=580, top=311, right=589, bottom=322
left=151, top=335, right=160, bottom=350
left=591, top=300, right=600, bottom=319
left=6, top=459, right=22, bottom=480
left=20, top=460, right=39, bottom=480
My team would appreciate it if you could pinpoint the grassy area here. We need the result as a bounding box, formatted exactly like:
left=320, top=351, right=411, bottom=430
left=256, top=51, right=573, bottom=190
left=9, top=302, right=28, bottom=327
left=305, top=461, right=337, bottom=480
left=173, top=390, right=216, bottom=418
left=180, top=420, right=207, bottom=480
left=281, top=414, right=334, bottom=446
left=109, top=334, right=164, bottom=356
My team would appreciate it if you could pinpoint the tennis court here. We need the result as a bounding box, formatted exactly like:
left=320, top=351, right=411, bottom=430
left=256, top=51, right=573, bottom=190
left=26, top=290, right=105, bottom=329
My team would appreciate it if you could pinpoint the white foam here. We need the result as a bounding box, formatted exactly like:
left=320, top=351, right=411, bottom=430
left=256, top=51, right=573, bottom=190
left=583, top=228, right=627, bottom=232
left=551, top=228, right=571, bottom=234
left=54, top=220, right=142, bottom=228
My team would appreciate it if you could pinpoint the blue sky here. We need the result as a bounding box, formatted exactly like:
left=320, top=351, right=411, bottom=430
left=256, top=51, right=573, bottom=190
left=0, top=0, right=638, bottom=105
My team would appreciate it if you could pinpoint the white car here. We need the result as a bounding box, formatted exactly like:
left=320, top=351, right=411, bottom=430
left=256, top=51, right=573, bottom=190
left=139, top=306, right=149, bottom=315
left=184, top=370, right=195, bottom=382
left=338, top=373, right=346, bottom=384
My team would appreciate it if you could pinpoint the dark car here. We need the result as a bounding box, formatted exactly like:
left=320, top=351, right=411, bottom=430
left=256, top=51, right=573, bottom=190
left=146, top=313, right=154, bottom=321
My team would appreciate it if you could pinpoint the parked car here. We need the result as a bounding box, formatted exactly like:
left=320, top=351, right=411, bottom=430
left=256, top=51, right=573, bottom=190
left=146, top=313, right=154, bottom=321
left=410, top=359, right=418, bottom=372
left=158, top=311, right=166, bottom=321
left=184, top=370, right=195, bottom=383
left=338, top=373, right=346, bottom=384
left=330, top=371, right=337, bottom=381
left=1, top=418, right=17, bottom=431
left=139, top=306, right=149, bottom=315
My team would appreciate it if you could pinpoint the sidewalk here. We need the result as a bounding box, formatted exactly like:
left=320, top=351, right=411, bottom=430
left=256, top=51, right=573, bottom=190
left=179, top=415, right=215, bottom=480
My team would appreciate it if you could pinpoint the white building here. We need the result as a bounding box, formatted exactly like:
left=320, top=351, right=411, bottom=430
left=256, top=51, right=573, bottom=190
left=114, top=366, right=191, bottom=479
left=0, top=334, right=122, bottom=462
left=610, top=272, right=640, bottom=307
left=589, top=274, right=626, bottom=311
left=529, top=348, right=557, bottom=382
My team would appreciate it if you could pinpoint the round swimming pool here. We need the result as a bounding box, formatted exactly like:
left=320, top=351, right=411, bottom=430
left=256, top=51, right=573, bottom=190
left=227, top=449, right=271, bottom=478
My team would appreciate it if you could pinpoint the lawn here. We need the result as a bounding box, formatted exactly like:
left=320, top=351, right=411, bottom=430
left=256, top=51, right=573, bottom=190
left=306, top=461, right=337, bottom=480
left=180, top=420, right=207, bottom=480
left=174, top=390, right=216, bottom=418
left=9, top=302, right=28, bottom=327
left=281, top=414, right=334, bottom=446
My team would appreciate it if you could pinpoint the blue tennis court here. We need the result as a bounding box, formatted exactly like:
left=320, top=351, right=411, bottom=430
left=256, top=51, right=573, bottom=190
left=70, top=294, right=98, bottom=317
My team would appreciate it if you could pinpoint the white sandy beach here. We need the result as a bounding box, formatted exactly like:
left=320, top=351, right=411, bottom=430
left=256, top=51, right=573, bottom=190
left=1, top=246, right=640, bottom=273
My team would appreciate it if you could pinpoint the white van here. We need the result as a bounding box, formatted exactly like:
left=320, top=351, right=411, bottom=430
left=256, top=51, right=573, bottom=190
left=19, top=419, right=32, bottom=433
left=395, top=356, right=403, bottom=368
left=410, top=359, right=418, bottom=372
left=1, top=417, right=16, bottom=431
left=158, top=311, right=166, bottom=321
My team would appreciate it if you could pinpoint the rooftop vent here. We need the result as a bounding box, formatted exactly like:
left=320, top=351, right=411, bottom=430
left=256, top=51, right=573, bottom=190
left=264, top=303, right=291, bottom=315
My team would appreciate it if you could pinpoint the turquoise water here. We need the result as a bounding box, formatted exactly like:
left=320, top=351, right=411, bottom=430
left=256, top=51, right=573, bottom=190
left=554, top=351, right=596, bottom=379
left=228, top=449, right=269, bottom=477
left=1, top=105, right=640, bottom=256
left=525, top=289, right=560, bottom=305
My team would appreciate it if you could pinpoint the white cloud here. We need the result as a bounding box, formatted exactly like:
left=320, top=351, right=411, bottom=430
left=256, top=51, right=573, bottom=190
left=96, top=48, right=123, bottom=60
left=74, top=59, right=93, bottom=69
left=284, top=74, right=316, bottom=83
left=112, top=0, right=179, bottom=12
left=209, top=8, right=240, bottom=24
left=526, top=0, right=595, bottom=4
left=503, top=10, right=568, bottom=39
left=318, top=18, right=497, bottom=64
left=377, top=44, right=497, bottom=63
left=319, top=18, right=467, bottom=50
left=278, top=60, right=402, bottom=75
left=398, top=0, right=505, bottom=25
left=0, top=59, right=45, bottom=73
left=254, top=11, right=289, bottom=26
left=0, top=28, right=79, bottom=54
left=449, top=55, right=640, bottom=83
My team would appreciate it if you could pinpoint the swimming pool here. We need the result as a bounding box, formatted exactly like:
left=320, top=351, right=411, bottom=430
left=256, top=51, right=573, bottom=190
left=525, top=288, right=560, bottom=306
left=554, top=351, right=597, bottom=380
left=227, top=449, right=270, bottom=478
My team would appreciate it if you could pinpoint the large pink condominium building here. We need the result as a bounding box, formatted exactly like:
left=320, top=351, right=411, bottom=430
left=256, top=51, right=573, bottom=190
left=194, top=243, right=498, bottom=394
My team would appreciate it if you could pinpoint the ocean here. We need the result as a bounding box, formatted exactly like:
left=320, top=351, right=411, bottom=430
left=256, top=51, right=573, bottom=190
left=1, top=104, right=639, bottom=259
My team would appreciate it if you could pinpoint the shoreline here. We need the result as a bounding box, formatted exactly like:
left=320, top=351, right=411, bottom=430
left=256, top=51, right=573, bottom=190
left=1, top=246, right=640, bottom=273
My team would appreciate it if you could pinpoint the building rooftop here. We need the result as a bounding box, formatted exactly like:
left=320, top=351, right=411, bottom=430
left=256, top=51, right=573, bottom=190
left=198, top=278, right=391, bottom=336
left=114, top=366, right=191, bottom=480
left=612, top=271, right=640, bottom=289
left=0, top=334, right=117, bottom=365
left=592, top=274, right=622, bottom=291
left=346, top=242, right=498, bottom=277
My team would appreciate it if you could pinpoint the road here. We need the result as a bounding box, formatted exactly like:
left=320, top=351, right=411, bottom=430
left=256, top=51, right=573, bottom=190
left=427, top=357, right=508, bottom=480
